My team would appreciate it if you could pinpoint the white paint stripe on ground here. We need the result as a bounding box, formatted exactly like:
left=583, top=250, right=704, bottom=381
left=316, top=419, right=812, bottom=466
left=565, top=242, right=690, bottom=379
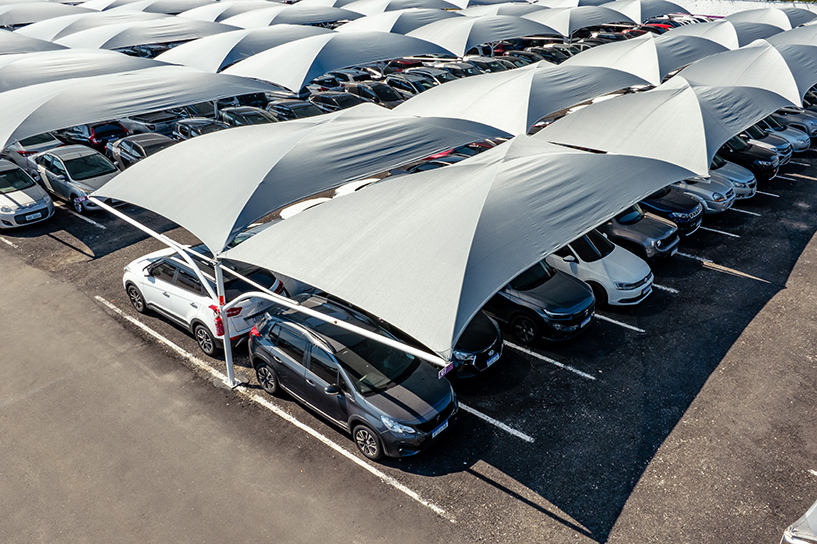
left=700, top=226, right=740, bottom=238
left=776, top=175, right=796, bottom=182
left=756, top=190, right=780, bottom=197
left=459, top=403, right=534, bottom=443
left=789, top=161, right=810, bottom=167
left=676, top=253, right=770, bottom=283
left=730, top=207, right=761, bottom=217
left=677, top=251, right=712, bottom=263
left=0, top=236, right=19, bottom=249
left=94, top=296, right=453, bottom=522
left=789, top=173, right=817, bottom=181
left=55, top=203, right=107, bottom=229
left=504, top=341, right=596, bottom=381
left=652, top=283, right=679, bottom=294
left=810, top=469, right=817, bottom=477
left=595, top=313, right=646, bottom=333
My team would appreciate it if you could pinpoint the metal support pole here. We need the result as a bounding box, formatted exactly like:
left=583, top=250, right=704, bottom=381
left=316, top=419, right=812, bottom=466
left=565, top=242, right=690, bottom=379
left=214, top=259, right=236, bottom=388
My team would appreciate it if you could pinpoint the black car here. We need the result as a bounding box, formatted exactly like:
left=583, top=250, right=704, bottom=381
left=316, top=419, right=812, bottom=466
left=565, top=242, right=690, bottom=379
left=504, top=50, right=544, bottom=64
left=308, top=91, right=369, bottom=113
left=526, top=46, right=571, bottom=64
left=465, top=57, right=511, bottom=73
left=344, top=82, right=405, bottom=108
left=106, top=133, right=175, bottom=169
left=55, top=121, right=129, bottom=153
left=639, top=186, right=703, bottom=237
left=406, top=154, right=469, bottom=174
left=218, top=106, right=277, bottom=127
left=249, top=294, right=458, bottom=460
left=383, top=73, right=435, bottom=97
left=718, top=135, right=780, bottom=182
left=118, top=110, right=187, bottom=137
left=483, top=260, right=595, bottom=344
left=433, top=62, right=483, bottom=79
left=265, top=100, right=324, bottom=121
left=171, top=118, right=229, bottom=141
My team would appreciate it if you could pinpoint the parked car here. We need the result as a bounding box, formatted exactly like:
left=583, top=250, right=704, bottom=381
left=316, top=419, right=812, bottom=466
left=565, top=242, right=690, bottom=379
left=1, top=132, right=63, bottom=168
left=218, top=106, right=277, bottom=127
left=172, top=118, right=229, bottom=141
left=526, top=46, right=571, bottom=64
left=718, top=135, right=779, bottom=182
left=328, top=68, right=371, bottom=85
left=305, top=74, right=343, bottom=94
left=499, top=55, right=533, bottom=68
left=739, top=124, right=793, bottom=164
left=756, top=115, right=810, bottom=152
left=55, top=121, right=129, bottom=153
left=248, top=293, right=458, bottom=460
left=123, top=246, right=284, bottom=355
left=384, top=73, right=435, bottom=97
left=709, top=153, right=756, bottom=200
left=175, top=101, right=217, bottom=119
left=0, top=160, right=54, bottom=229
left=266, top=99, right=325, bottom=121
left=483, top=259, right=595, bottom=344
left=426, top=140, right=497, bottom=160
left=639, top=186, right=704, bottom=236
left=504, top=50, right=544, bottom=64
left=545, top=229, right=653, bottom=306
left=118, top=110, right=187, bottom=137
left=406, top=154, right=469, bottom=174
left=344, top=82, right=405, bottom=108
left=383, top=58, right=426, bottom=74
left=106, top=133, right=175, bottom=169
left=308, top=91, right=369, bottom=113
left=464, top=56, right=511, bottom=73
left=404, top=66, right=457, bottom=84
left=597, top=204, right=680, bottom=260
left=773, top=107, right=817, bottom=141
left=780, top=497, right=817, bottom=544
left=431, top=61, right=483, bottom=78
left=672, top=175, right=736, bottom=214
left=27, top=145, right=119, bottom=213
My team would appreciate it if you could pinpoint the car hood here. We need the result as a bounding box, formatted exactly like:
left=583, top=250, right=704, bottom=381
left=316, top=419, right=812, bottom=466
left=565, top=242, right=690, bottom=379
left=641, top=190, right=699, bottom=213
left=714, top=161, right=754, bottom=184
left=675, top=176, right=733, bottom=200
left=366, top=364, right=453, bottom=425
left=455, top=311, right=498, bottom=353
left=594, top=245, right=650, bottom=283
left=626, top=212, right=677, bottom=238
left=726, top=143, right=776, bottom=161
left=515, top=270, right=593, bottom=314
left=773, top=126, right=810, bottom=142
left=747, top=132, right=790, bottom=152
left=72, top=170, right=118, bottom=192
left=0, top=184, right=47, bottom=209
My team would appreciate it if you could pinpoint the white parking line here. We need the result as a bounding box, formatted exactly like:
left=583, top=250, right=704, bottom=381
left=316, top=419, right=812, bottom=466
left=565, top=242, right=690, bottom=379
left=699, top=226, right=740, bottom=238
left=730, top=207, right=761, bottom=217
left=777, top=175, right=796, bottom=182
left=789, top=161, right=810, bottom=167
left=652, top=283, right=679, bottom=294
left=595, top=313, right=646, bottom=333
left=504, top=341, right=596, bottom=381
left=0, top=236, right=19, bottom=249
left=676, top=253, right=770, bottom=283
left=810, top=469, right=817, bottom=477
left=677, top=251, right=711, bottom=263
left=93, top=296, right=453, bottom=522
left=55, top=203, right=107, bottom=229
left=789, top=173, right=817, bottom=181
left=459, top=403, right=534, bottom=443
left=756, top=190, right=780, bottom=197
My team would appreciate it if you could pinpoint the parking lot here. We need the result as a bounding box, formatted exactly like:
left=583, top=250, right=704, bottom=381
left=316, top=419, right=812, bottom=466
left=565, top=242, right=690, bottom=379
left=1, top=145, right=816, bottom=542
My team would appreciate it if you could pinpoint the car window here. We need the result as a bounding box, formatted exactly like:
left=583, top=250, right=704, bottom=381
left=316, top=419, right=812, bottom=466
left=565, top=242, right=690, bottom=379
left=150, top=261, right=176, bottom=283
left=711, top=154, right=726, bottom=170
left=335, top=95, right=365, bottom=108
left=745, top=125, right=766, bottom=139
left=552, top=246, right=573, bottom=259
left=309, top=348, right=338, bottom=385
left=63, top=154, right=117, bottom=181
left=142, top=141, right=173, bottom=155
left=509, top=261, right=555, bottom=291
left=175, top=268, right=202, bottom=295
left=276, top=326, right=308, bottom=364
left=615, top=204, right=644, bottom=225
left=372, top=85, right=402, bottom=102
left=36, top=155, right=51, bottom=168
left=50, top=157, right=67, bottom=177
left=19, top=133, right=56, bottom=146
left=0, top=168, right=36, bottom=194
left=119, top=141, right=132, bottom=154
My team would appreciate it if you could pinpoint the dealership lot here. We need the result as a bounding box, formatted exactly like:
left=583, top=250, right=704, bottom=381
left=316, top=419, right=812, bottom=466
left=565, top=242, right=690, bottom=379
left=1, top=149, right=815, bottom=542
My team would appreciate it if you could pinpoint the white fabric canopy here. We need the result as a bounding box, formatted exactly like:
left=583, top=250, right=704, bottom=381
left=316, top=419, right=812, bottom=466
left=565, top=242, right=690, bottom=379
left=394, top=60, right=648, bottom=134
left=220, top=5, right=362, bottom=28
left=663, top=19, right=739, bottom=50
left=562, top=33, right=660, bottom=85
left=459, top=3, right=548, bottom=17
left=730, top=21, right=785, bottom=46
left=93, top=103, right=510, bottom=253
left=766, top=24, right=817, bottom=47
left=222, top=31, right=450, bottom=91
left=156, top=25, right=334, bottom=72
left=725, top=8, right=817, bottom=31
left=342, top=0, right=458, bottom=16
left=653, top=31, right=728, bottom=79
left=54, top=17, right=237, bottom=48
left=600, top=0, right=687, bottom=23
left=91, top=0, right=215, bottom=14
left=0, top=28, right=66, bottom=52
left=406, top=15, right=560, bottom=56
left=522, top=5, right=634, bottom=36
left=0, top=65, right=279, bottom=146
left=335, top=7, right=462, bottom=34
left=222, top=136, right=692, bottom=357
left=14, top=11, right=167, bottom=41
left=178, top=0, right=281, bottom=23
left=0, top=2, right=92, bottom=26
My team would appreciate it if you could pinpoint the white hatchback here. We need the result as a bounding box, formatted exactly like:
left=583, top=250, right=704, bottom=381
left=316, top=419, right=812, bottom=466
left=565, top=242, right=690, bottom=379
left=546, top=229, right=653, bottom=306
left=0, top=160, right=54, bottom=229
left=123, top=247, right=284, bottom=356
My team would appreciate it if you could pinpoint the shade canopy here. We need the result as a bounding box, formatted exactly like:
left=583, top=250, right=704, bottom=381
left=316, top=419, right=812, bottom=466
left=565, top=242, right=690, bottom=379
left=766, top=23, right=817, bottom=47
left=222, top=31, right=451, bottom=91
left=220, top=5, right=362, bottom=28
left=89, top=0, right=215, bottom=14
left=730, top=20, right=785, bottom=46
left=54, top=16, right=237, bottom=48
left=14, top=11, right=167, bottom=41
left=394, top=60, right=649, bottom=134
left=406, top=15, right=560, bottom=56
left=342, top=0, right=459, bottom=16
left=0, top=2, right=92, bottom=26
left=222, top=136, right=692, bottom=357
left=600, top=0, right=687, bottom=23
left=93, top=103, right=510, bottom=253
left=177, top=0, right=280, bottom=22
left=0, top=65, right=280, bottom=147
left=562, top=34, right=660, bottom=85
left=522, top=5, right=634, bottom=36
left=459, top=3, right=548, bottom=17
left=156, top=25, right=334, bottom=72
left=725, top=7, right=817, bottom=30
left=335, top=7, right=462, bottom=34
left=652, top=31, right=729, bottom=79
left=0, top=28, right=66, bottom=53
left=535, top=76, right=793, bottom=176
left=664, top=19, right=739, bottom=50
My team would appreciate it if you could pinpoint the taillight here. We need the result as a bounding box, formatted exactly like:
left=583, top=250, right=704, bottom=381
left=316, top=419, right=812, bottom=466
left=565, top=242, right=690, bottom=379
left=18, top=150, right=36, bottom=156
left=225, top=307, right=242, bottom=318
left=209, top=305, right=224, bottom=336
left=249, top=326, right=260, bottom=338
left=273, top=281, right=284, bottom=295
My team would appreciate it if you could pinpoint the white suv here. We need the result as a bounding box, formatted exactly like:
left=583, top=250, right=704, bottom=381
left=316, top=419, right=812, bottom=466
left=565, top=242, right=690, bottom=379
left=122, top=247, right=284, bottom=356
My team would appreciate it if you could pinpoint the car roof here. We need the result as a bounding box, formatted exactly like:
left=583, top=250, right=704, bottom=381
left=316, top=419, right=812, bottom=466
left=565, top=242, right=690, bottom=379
left=0, top=159, right=20, bottom=172
left=388, top=73, right=428, bottom=82
left=310, top=91, right=356, bottom=98
left=222, top=106, right=266, bottom=114
left=46, top=145, right=100, bottom=159
left=178, top=118, right=221, bottom=127
left=122, top=133, right=173, bottom=145
left=269, top=99, right=308, bottom=107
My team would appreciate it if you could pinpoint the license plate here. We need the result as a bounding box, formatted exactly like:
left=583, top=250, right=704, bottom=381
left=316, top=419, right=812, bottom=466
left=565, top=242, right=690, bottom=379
left=25, top=212, right=42, bottom=221
left=431, top=419, right=449, bottom=439
left=642, top=285, right=652, bottom=297
left=438, top=362, right=454, bottom=379
left=580, top=315, right=592, bottom=328
left=486, top=352, right=500, bottom=367
left=251, top=313, right=265, bottom=323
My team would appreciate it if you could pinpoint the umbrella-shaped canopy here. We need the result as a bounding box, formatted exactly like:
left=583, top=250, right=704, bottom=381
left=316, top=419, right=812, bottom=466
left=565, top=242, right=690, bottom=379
left=779, top=6, right=817, bottom=28
left=92, top=103, right=510, bottom=253
left=222, top=31, right=451, bottom=91
left=336, top=7, right=462, bottom=34
left=535, top=0, right=615, bottom=6
left=0, top=28, right=66, bottom=52
left=178, top=0, right=281, bottom=22
left=653, top=30, right=729, bottom=78
left=88, top=0, right=214, bottom=14
left=294, top=0, right=359, bottom=7
left=220, top=5, right=362, bottom=28
left=156, top=25, right=334, bottom=72
left=726, top=7, right=817, bottom=30
left=0, top=0, right=76, bottom=4
left=664, top=18, right=740, bottom=50
left=394, top=60, right=650, bottom=134
left=0, top=65, right=280, bottom=147
left=601, top=0, right=687, bottom=23
left=222, top=136, right=692, bottom=357
left=522, top=5, right=635, bottom=36
left=562, top=33, right=660, bottom=85
left=450, top=0, right=532, bottom=7
left=730, top=20, right=785, bottom=46
left=767, top=23, right=817, bottom=47
left=0, top=2, right=92, bottom=26
left=770, top=42, right=817, bottom=101
left=535, top=76, right=794, bottom=175
left=14, top=11, right=167, bottom=41
left=54, top=17, right=237, bottom=48
left=459, top=3, right=548, bottom=17
left=406, top=15, right=560, bottom=56
left=342, top=0, right=458, bottom=16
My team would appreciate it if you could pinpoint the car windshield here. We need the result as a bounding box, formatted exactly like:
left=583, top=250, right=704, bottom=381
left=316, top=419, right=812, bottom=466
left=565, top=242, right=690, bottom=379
left=745, top=125, right=767, bottom=139
left=647, top=186, right=671, bottom=199
left=616, top=204, right=644, bottom=225
left=728, top=135, right=749, bottom=151
left=142, top=141, right=174, bottom=155
left=19, top=133, right=56, bottom=146
left=63, top=154, right=117, bottom=181
left=335, top=94, right=365, bottom=108
left=291, top=104, right=323, bottom=118
left=93, top=124, right=126, bottom=138
left=372, top=85, right=403, bottom=102
left=710, top=153, right=726, bottom=169
left=510, top=260, right=555, bottom=291
left=415, top=78, right=434, bottom=90
left=242, top=112, right=273, bottom=124
left=334, top=338, right=420, bottom=396
left=196, top=123, right=225, bottom=135
left=0, top=168, right=36, bottom=194
left=435, top=71, right=456, bottom=82
left=764, top=115, right=785, bottom=130
left=570, top=230, right=614, bottom=263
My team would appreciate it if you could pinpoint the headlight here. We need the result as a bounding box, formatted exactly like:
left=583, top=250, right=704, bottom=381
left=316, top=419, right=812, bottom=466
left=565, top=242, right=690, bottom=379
left=712, top=192, right=725, bottom=202
left=732, top=181, right=747, bottom=188
left=670, top=211, right=690, bottom=220
left=755, top=159, right=774, bottom=167
left=42, top=194, right=51, bottom=204
left=452, top=349, right=475, bottom=362
left=614, top=281, right=637, bottom=290
left=381, top=416, right=416, bottom=435
left=0, top=206, right=13, bottom=214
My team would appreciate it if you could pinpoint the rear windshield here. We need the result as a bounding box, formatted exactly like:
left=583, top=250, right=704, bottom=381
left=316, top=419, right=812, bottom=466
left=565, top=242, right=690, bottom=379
left=415, top=78, right=434, bottom=90
left=616, top=204, right=644, bottom=225
left=372, top=85, right=403, bottom=102
left=195, top=123, right=225, bottom=135
left=19, top=133, right=56, bottom=146
left=290, top=103, right=323, bottom=118
left=142, top=141, right=174, bottom=155
left=0, top=168, right=36, bottom=194
left=335, top=94, right=365, bottom=108
left=243, top=112, right=274, bottom=124
left=64, top=154, right=117, bottom=181
left=728, top=136, right=749, bottom=151
left=334, top=337, right=420, bottom=396
left=510, top=260, right=555, bottom=291
left=710, top=153, right=726, bottom=169
left=92, top=124, right=126, bottom=138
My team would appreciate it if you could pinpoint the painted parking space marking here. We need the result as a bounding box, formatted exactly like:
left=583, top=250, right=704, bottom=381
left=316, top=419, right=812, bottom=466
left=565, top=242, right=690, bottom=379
left=459, top=403, right=534, bottom=443
left=756, top=190, right=780, bottom=197
left=676, top=253, right=770, bottom=283
left=810, top=469, right=817, bottom=477
left=0, top=236, right=19, bottom=249
left=789, top=173, right=817, bottom=181
left=777, top=175, right=796, bottom=182
left=55, top=202, right=107, bottom=229
left=700, top=226, right=740, bottom=238
left=789, top=161, right=810, bottom=167
left=504, top=341, right=596, bottom=381
left=730, top=207, right=761, bottom=217
left=595, top=313, right=646, bottom=333
left=653, top=283, right=679, bottom=294
left=94, top=296, right=453, bottom=522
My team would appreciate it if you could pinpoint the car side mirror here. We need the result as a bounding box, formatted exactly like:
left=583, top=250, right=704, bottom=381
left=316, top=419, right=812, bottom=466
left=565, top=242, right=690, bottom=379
left=324, top=384, right=341, bottom=395
left=563, top=255, right=576, bottom=263
left=149, top=267, right=161, bottom=277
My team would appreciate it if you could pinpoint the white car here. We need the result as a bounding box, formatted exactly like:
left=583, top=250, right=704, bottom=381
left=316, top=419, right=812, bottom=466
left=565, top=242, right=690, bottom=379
left=545, top=229, right=653, bottom=306
left=0, top=159, right=54, bottom=229
left=123, top=247, right=284, bottom=356
left=1, top=132, right=62, bottom=168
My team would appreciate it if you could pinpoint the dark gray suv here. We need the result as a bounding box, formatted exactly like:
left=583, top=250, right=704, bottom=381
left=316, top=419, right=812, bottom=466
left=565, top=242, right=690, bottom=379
left=248, top=294, right=458, bottom=461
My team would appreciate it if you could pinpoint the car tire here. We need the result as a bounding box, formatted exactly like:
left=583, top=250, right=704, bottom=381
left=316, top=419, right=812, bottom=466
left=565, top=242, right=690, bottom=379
left=353, top=424, right=383, bottom=461
left=71, top=195, right=84, bottom=214
left=589, top=282, right=607, bottom=307
left=511, top=314, right=539, bottom=345
left=126, top=283, right=147, bottom=314
left=254, top=361, right=279, bottom=396
left=194, top=324, right=219, bottom=357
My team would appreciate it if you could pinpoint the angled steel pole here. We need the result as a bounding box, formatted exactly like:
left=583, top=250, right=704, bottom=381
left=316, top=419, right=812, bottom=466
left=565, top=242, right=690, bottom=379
left=214, top=259, right=236, bottom=387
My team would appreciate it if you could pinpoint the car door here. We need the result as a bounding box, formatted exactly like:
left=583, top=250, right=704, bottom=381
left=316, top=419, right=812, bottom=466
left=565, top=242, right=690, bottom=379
left=269, top=324, right=308, bottom=399
left=47, top=156, right=71, bottom=199
left=35, top=155, right=56, bottom=194
left=170, top=265, right=208, bottom=328
left=305, top=346, right=348, bottom=427
left=141, top=260, right=179, bottom=318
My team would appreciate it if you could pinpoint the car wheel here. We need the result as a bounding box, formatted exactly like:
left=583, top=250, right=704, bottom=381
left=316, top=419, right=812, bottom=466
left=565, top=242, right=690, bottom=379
left=589, top=282, right=607, bottom=307
left=126, top=284, right=147, bottom=314
left=255, top=361, right=279, bottom=395
left=511, top=314, right=539, bottom=345
left=71, top=195, right=84, bottom=214
left=194, top=324, right=218, bottom=356
left=353, top=424, right=383, bottom=461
